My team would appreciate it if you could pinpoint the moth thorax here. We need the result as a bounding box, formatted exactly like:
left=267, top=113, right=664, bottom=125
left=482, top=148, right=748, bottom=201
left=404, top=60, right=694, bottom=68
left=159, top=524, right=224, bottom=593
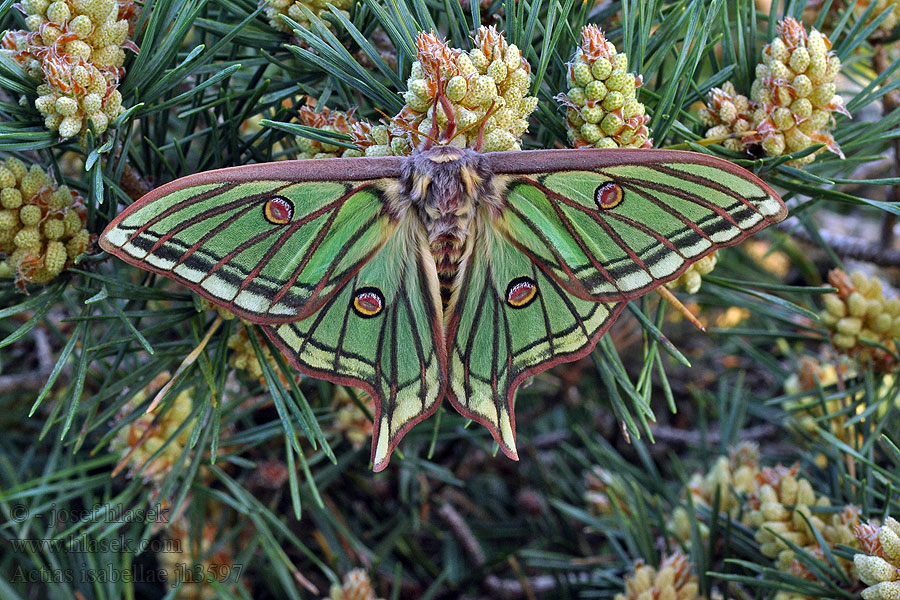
left=400, top=147, right=493, bottom=306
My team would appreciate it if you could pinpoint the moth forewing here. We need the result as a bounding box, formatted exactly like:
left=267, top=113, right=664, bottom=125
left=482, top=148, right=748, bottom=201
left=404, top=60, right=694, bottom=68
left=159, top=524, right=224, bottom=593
left=488, top=148, right=786, bottom=304
left=100, top=164, right=407, bottom=324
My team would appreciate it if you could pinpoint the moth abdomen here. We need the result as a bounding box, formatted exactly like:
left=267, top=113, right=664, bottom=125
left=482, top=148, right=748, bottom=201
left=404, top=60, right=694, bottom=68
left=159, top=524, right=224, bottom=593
left=431, top=234, right=466, bottom=304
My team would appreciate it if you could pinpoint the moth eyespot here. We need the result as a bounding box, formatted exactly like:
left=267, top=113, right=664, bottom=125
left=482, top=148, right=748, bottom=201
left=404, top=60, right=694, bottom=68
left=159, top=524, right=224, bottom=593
left=595, top=182, right=624, bottom=210
left=264, top=196, right=294, bottom=224
left=352, top=287, right=385, bottom=318
left=506, top=277, right=537, bottom=309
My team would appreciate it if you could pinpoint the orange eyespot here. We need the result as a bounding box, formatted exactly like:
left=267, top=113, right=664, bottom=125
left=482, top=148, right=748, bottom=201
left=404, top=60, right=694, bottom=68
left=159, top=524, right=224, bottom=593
left=506, top=277, right=537, bottom=309
left=264, top=196, right=294, bottom=224
left=352, top=287, right=384, bottom=318
left=595, top=182, right=624, bottom=210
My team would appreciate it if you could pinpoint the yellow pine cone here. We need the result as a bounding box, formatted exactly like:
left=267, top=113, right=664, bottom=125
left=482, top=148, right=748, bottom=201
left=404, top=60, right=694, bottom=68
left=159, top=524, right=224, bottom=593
left=558, top=24, right=652, bottom=150
left=330, top=387, right=374, bottom=450
left=227, top=322, right=298, bottom=388
left=669, top=443, right=760, bottom=542
left=748, top=17, right=847, bottom=165
left=666, top=251, right=717, bottom=294
left=324, top=568, right=384, bottom=600
left=1, top=0, right=137, bottom=141
left=355, top=27, right=537, bottom=156
left=820, top=269, right=900, bottom=372
left=850, top=1, right=900, bottom=35
left=694, top=443, right=760, bottom=514
left=265, top=0, right=353, bottom=34
left=109, top=373, right=196, bottom=484
left=0, top=158, right=91, bottom=290
left=158, top=504, right=238, bottom=600
left=782, top=356, right=869, bottom=447
left=747, top=464, right=860, bottom=586
left=584, top=466, right=631, bottom=516
left=615, top=552, right=704, bottom=600
left=294, top=103, right=364, bottom=159
left=855, top=517, right=900, bottom=600
left=699, top=82, right=753, bottom=152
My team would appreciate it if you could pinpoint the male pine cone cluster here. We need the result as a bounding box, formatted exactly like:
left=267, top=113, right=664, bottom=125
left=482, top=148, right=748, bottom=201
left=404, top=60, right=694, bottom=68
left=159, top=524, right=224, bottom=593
left=614, top=553, right=703, bottom=600
left=558, top=25, right=651, bottom=149
left=291, top=27, right=538, bottom=157
left=700, top=17, right=846, bottom=165
left=110, top=376, right=196, bottom=485
left=324, top=569, right=385, bottom=600
left=820, top=269, right=900, bottom=371
left=667, top=449, right=863, bottom=597
left=781, top=356, right=869, bottom=454
left=330, top=388, right=375, bottom=450
left=1, top=0, right=136, bottom=139
left=379, top=27, right=537, bottom=154
left=227, top=325, right=281, bottom=383
left=0, top=158, right=91, bottom=288
left=698, top=83, right=753, bottom=152
left=265, top=0, right=352, bottom=34
left=747, top=465, right=859, bottom=587
left=294, top=105, right=365, bottom=159
left=855, top=0, right=900, bottom=32
left=855, top=517, right=900, bottom=600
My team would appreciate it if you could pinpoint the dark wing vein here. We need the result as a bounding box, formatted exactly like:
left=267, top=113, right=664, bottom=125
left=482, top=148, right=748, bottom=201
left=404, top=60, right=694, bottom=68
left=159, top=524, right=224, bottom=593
left=651, top=164, right=767, bottom=217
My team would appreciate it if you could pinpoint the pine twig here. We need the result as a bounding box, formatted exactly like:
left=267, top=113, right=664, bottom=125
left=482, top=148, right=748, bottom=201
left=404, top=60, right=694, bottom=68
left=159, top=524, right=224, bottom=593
left=119, top=160, right=153, bottom=201
left=649, top=423, right=778, bottom=447
left=0, top=328, right=57, bottom=392
left=779, top=222, right=900, bottom=267
left=437, top=502, right=594, bottom=599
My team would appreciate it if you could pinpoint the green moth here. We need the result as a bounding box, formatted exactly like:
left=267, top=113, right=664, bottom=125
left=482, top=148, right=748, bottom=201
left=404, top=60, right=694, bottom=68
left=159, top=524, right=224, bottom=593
left=100, top=146, right=786, bottom=471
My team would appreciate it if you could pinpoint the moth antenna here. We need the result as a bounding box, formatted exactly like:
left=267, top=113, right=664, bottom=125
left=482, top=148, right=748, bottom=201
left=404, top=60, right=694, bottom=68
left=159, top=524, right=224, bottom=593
left=423, top=92, right=441, bottom=149
left=437, top=89, right=457, bottom=142
left=472, top=99, right=498, bottom=152
left=656, top=286, right=706, bottom=332
left=453, top=99, right=499, bottom=142
left=418, top=72, right=463, bottom=147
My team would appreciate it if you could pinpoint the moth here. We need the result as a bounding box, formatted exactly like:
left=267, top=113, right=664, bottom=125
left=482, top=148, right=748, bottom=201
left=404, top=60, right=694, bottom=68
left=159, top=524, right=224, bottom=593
left=100, top=146, right=786, bottom=471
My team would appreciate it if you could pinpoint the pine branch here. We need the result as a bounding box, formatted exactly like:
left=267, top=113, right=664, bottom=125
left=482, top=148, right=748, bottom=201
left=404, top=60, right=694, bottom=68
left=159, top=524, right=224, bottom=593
left=779, top=222, right=900, bottom=267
